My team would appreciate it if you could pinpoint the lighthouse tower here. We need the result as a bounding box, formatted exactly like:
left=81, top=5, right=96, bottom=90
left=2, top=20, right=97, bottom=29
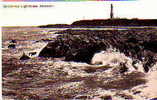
left=110, top=4, right=114, bottom=19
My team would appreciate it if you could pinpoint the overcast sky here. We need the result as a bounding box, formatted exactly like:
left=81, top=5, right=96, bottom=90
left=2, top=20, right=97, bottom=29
left=1, top=0, right=157, bottom=26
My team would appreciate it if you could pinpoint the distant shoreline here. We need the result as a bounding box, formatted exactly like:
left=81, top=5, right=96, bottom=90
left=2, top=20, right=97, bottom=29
left=38, top=19, right=157, bottom=28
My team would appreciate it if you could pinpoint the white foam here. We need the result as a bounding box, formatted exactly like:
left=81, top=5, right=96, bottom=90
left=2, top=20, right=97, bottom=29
left=91, top=48, right=144, bottom=72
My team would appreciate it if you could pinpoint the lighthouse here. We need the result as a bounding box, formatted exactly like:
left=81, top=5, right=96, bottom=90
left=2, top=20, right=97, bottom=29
left=110, top=4, right=114, bottom=19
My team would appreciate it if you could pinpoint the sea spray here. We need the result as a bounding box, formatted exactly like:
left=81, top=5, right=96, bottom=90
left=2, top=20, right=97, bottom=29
left=91, top=48, right=144, bottom=72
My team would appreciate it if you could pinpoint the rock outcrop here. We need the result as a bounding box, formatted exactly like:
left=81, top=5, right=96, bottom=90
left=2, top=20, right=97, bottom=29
left=20, top=52, right=30, bottom=60
left=39, top=29, right=157, bottom=72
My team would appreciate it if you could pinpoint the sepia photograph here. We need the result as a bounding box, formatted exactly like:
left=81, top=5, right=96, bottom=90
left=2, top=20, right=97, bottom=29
left=2, top=0, right=157, bottom=100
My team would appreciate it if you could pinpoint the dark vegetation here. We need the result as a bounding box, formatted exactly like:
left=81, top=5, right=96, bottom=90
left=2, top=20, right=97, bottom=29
left=39, top=29, right=157, bottom=72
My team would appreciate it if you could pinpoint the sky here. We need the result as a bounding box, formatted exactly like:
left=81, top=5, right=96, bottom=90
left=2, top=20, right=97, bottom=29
left=1, top=0, right=157, bottom=26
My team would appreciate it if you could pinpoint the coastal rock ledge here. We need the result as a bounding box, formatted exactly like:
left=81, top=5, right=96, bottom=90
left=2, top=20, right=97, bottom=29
left=39, top=28, right=157, bottom=72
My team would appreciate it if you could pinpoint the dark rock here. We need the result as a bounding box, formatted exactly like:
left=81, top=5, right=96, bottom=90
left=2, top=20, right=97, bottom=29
left=39, top=29, right=157, bottom=72
left=65, top=45, right=100, bottom=63
left=150, top=98, right=157, bottom=100
left=8, top=44, right=16, bottom=49
left=74, top=95, right=90, bottom=99
left=133, top=91, right=141, bottom=95
left=116, top=93, right=133, bottom=99
left=34, top=40, right=40, bottom=43
left=39, top=41, right=69, bottom=58
left=100, top=95, right=112, bottom=100
left=29, top=52, right=37, bottom=56
left=10, top=40, right=17, bottom=43
left=132, top=59, right=140, bottom=70
left=119, top=62, right=128, bottom=73
left=8, top=40, right=17, bottom=49
left=112, top=62, right=129, bottom=75
left=83, top=66, right=112, bottom=73
left=84, top=67, right=97, bottom=73
left=41, top=38, right=53, bottom=42
left=20, top=53, right=30, bottom=60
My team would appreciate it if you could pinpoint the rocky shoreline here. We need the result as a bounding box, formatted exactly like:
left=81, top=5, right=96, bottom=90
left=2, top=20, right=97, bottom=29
left=39, top=28, right=157, bottom=72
